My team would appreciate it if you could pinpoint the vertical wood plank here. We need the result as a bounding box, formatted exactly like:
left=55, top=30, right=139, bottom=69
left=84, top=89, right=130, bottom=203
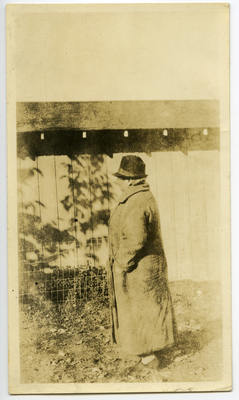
left=186, top=156, right=194, bottom=280
left=201, top=151, right=220, bottom=280
left=139, top=153, right=158, bottom=201
left=106, top=153, right=123, bottom=207
left=57, top=156, right=73, bottom=232
left=154, top=152, right=178, bottom=281
left=200, top=152, right=210, bottom=279
left=53, top=156, right=62, bottom=267
left=171, top=152, right=192, bottom=281
left=38, top=156, right=57, bottom=227
left=19, top=157, right=39, bottom=212
left=187, top=151, right=208, bottom=281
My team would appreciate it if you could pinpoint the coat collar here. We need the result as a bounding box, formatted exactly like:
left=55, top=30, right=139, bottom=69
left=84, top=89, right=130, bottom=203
left=118, top=183, right=150, bottom=204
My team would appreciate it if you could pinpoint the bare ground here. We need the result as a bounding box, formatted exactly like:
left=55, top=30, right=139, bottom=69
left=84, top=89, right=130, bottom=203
left=19, top=279, right=223, bottom=384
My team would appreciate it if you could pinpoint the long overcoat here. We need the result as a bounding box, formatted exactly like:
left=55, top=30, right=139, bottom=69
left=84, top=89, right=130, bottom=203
left=108, top=183, right=176, bottom=356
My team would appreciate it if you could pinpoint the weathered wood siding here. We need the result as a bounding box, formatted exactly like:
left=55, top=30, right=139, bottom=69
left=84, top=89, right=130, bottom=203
left=17, top=100, right=221, bottom=280
left=19, top=148, right=220, bottom=281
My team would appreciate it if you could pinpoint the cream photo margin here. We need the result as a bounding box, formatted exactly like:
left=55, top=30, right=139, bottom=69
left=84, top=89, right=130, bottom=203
left=6, top=3, right=231, bottom=394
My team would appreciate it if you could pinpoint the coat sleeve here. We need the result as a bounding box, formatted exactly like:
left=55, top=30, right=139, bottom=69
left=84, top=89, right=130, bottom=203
left=114, top=198, right=151, bottom=272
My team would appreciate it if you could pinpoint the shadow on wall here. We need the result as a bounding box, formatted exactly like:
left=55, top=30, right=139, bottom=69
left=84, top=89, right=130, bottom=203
left=18, top=154, right=118, bottom=303
left=18, top=154, right=116, bottom=268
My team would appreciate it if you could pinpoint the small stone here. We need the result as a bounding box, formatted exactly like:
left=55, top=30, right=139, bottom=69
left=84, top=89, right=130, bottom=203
left=141, top=355, right=156, bottom=365
left=174, top=355, right=188, bottom=362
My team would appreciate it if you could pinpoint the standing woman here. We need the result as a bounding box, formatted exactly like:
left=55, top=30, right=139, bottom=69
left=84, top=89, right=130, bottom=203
left=108, top=155, right=177, bottom=367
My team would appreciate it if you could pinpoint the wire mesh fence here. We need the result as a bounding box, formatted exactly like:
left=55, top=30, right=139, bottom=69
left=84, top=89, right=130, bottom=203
left=17, top=154, right=114, bottom=307
left=19, top=260, right=109, bottom=305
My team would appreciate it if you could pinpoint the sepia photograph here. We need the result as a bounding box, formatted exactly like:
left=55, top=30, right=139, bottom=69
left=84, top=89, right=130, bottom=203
left=7, top=3, right=231, bottom=394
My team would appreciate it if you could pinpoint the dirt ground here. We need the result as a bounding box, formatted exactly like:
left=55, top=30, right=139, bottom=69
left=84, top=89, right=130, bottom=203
left=19, top=279, right=223, bottom=384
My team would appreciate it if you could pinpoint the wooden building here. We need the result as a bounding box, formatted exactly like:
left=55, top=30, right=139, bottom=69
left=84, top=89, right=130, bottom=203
left=17, top=100, right=220, bottom=282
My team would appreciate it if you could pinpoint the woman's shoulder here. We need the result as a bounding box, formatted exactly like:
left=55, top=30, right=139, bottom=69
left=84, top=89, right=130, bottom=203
left=130, top=188, right=156, bottom=206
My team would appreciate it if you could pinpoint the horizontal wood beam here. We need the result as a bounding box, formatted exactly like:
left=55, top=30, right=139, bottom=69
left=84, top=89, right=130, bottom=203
left=18, top=128, right=220, bottom=160
left=17, top=101, right=220, bottom=159
left=17, top=100, right=220, bottom=132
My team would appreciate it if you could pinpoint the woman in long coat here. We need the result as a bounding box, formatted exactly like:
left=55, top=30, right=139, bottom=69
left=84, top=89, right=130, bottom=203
left=108, top=155, right=177, bottom=363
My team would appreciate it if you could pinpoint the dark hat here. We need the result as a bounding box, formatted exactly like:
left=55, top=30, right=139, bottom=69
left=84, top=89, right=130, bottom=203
left=113, top=155, right=147, bottom=179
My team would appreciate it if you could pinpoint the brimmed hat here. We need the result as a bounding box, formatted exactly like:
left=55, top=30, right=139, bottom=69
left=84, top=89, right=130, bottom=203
left=113, top=155, right=147, bottom=179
